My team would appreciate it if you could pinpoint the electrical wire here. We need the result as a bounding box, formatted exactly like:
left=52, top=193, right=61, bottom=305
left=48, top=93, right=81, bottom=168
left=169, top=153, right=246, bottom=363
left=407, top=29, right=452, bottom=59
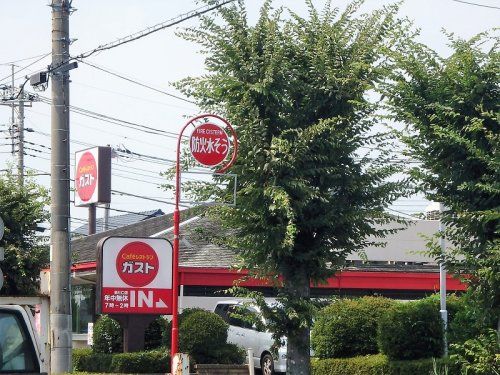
left=72, top=80, right=197, bottom=111
left=27, top=109, right=170, bottom=149
left=111, top=189, right=187, bottom=207
left=0, top=52, right=51, bottom=66
left=386, top=207, right=419, bottom=219
left=450, top=0, right=500, bottom=9
left=0, top=52, right=51, bottom=83
left=77, top=60, right=197, bottom=105
left=73, top=0, right=236, bottom=60
left=37, top=95, right=182, bottom=139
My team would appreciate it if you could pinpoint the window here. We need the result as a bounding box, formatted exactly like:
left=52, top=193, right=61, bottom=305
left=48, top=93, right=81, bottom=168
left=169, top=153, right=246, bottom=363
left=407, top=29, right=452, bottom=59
left=0, top=311, right=39, bottom=373
left=72, top=284, right=96, bottom=334
left=227, top=305, right=264, bottom=331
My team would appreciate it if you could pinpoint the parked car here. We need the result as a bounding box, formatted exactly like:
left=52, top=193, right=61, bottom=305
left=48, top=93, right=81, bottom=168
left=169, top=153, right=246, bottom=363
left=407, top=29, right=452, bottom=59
left=214, top=300, right=286, bottom=375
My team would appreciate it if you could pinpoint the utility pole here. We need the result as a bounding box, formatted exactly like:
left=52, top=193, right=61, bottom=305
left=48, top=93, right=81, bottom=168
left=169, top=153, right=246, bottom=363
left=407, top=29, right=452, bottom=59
left=10, top=65, right=16, bottom=156
left=0, top=67, right=33, bottom=183
left=50, top=0, right=72, bottom=373
left=17, top=84, right=24, bottom=185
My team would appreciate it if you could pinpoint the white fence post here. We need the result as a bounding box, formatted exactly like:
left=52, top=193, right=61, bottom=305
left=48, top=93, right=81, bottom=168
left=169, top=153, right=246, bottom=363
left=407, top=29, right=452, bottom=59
left=247, top=348, right=255, bottom=375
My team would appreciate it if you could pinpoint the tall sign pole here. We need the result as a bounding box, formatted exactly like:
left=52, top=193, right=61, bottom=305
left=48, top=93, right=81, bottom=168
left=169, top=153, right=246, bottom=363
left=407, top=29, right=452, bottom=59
left=50, top=0, right=72, bottom=372
left=171, top=114, right=238, bottom=368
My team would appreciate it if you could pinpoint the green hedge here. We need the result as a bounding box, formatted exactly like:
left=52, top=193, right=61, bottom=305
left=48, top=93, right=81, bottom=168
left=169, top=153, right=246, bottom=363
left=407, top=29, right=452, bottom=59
left=73, top=348, right=113, bottom=373
left=312, top=296, right=395, bottom=358
left=311, top=354, right=460, bottom=375
left=378, top=298, right=444, bottom=360
left=73, top=348, right=170, bottom=373
left=110, top=350, right=169, bottom=373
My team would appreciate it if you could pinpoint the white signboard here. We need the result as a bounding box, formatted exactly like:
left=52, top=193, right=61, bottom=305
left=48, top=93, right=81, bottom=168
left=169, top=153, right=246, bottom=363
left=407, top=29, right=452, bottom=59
left=98, top=237, right=173, bottom=314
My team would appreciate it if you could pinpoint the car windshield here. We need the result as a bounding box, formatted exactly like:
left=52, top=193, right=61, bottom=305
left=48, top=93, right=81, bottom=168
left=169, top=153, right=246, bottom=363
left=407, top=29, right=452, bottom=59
left=0, top=311, right=38, bottom=373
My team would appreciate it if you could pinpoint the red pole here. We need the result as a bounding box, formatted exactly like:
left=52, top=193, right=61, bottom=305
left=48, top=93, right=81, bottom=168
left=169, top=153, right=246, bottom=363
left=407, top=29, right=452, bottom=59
left=170, top=114, right=237, bottom=372
left=171, top=121, right=184, bottom=371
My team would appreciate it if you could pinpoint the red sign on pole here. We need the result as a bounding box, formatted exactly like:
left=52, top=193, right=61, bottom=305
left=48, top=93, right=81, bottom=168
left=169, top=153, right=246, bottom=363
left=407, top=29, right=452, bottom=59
left=97, top=237, right=173, bottom=315
left=75, top=151, right=97, bottom=202
left=74, top=146, right=112, bottom=207
left=189, top=123, right=229, bottom=167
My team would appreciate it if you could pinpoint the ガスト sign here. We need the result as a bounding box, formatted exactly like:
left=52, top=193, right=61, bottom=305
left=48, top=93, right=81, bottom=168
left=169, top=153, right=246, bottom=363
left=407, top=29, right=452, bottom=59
left=74, top=146, right=111, bottom=207
left=190, top=123, right=229, bottom=167
left=97, top=237, right=173, bottom=315
left=75, top=151, right=97, bottom=202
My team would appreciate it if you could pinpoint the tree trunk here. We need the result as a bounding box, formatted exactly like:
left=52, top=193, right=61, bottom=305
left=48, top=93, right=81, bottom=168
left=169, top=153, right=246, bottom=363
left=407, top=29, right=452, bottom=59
left=497, top=316, right=500, bottom=342
left=282, top=265, right=311, bottom=375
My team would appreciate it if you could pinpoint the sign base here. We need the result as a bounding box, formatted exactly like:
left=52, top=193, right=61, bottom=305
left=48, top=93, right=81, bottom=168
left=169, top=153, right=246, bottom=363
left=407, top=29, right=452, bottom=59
left=111, top=314, right=158, bottom=352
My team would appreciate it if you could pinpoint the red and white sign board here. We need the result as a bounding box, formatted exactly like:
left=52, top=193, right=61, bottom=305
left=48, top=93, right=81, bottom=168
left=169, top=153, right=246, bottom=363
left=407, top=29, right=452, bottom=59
left=74, top=146, right=111, bottom=207
left=97, top=237, right=173, bottom=314
left=190, top=123, right=229, bottom=167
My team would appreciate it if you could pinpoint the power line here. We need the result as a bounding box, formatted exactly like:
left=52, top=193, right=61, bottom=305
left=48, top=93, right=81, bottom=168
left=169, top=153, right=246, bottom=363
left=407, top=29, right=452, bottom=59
left=27, top=109, right=169, bottom=149
left=37, top=95, right=181, bottom=139
left=105, top=206, right=166, bottom=218
left=72, top=80, right=197, bottom=111
left=0, top=52, right=51, bottom=66
left=77, top=60, right=197, bottom=105
left=450, top=0, right=500, bottom=9
left=74, top=0, right=236, bottom=60
left=111, top=189, right=186, bottom=207
left=0, top=53, right=51, bottom=83
left=386, top=207, right=418, bottom=219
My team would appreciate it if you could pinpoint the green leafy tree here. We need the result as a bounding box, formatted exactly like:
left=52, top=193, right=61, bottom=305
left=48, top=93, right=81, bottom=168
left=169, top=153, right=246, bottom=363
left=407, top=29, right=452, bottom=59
left=383, top=32, right=499, bottom=340
left=174, top=1, right=410, bottom=372
left=0, top=170, right=49, bottom=295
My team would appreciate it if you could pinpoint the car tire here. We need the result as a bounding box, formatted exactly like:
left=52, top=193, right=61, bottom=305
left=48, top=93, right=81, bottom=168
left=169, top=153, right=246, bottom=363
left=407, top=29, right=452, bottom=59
left=261, top=353, right=275, bottom=375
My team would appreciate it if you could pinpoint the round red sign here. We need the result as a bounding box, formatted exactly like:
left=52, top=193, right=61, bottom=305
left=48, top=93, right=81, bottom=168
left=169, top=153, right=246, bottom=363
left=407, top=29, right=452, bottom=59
left=116, top=241, right=159, bottom=287
left=190, top=123, right=229, bottom=167
left=76, top=151, right=98, bottom=202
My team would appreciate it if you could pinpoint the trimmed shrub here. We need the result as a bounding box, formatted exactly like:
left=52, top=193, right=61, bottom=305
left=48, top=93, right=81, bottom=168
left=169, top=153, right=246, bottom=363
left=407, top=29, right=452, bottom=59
left=92, top=315, right=123, bottom=354
left=163, top=307, right=206, bottom=348
left=72, top=348, right=170, bottom=373
left=179, top=310, right=230, bottom=364
left=378, top=299, right=444, bottom=360
left=209, top=343, right=246, bottom=365
left=311, top=296, right=395, bottom=358
left=311, top=354, right=460, bottom=375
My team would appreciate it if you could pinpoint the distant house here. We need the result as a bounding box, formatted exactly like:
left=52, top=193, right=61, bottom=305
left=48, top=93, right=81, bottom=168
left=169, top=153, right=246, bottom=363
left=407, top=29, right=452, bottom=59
left=67, top=209, right=465, bottom=347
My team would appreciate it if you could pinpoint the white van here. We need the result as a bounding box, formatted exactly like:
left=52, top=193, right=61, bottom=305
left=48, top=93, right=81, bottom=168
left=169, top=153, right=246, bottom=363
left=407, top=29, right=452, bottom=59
left=214, top=300, right=286, bottom=375
left=0, top=304, right=47, bottom=374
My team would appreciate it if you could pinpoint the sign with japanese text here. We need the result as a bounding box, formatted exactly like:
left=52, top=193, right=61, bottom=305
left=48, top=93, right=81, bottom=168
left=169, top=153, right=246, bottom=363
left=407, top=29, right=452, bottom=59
left=190, top=123, right=229, bottom=167
left=74, top=146, right=111, bottom=207
left=97, top=237, right=173, bottom=314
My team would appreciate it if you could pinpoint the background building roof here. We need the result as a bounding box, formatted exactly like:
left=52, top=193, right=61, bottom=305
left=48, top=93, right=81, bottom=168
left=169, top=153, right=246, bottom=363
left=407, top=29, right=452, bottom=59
left=72, top=209, right=165, bottom=236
